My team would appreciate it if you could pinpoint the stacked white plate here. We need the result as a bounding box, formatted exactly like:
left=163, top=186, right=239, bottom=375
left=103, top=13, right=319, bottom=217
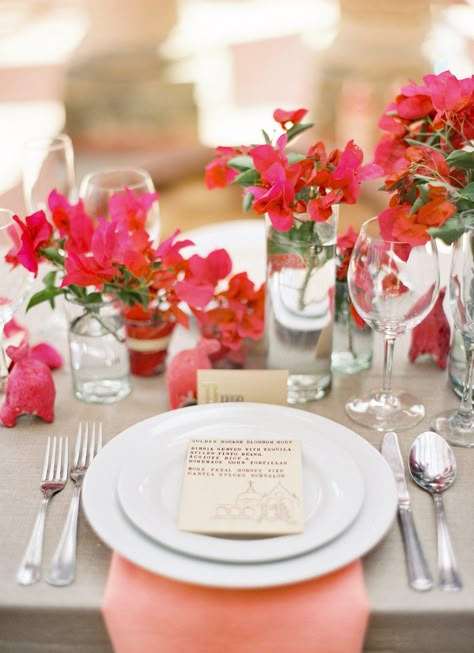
left=82, top=402, right=397, bottom=589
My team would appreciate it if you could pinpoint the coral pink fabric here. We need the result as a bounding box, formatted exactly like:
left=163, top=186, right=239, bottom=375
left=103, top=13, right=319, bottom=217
left=102, top=553, right=369, bottom=653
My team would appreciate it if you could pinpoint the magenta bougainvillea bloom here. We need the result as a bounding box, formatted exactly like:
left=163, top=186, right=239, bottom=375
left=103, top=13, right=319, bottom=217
left=205, top=107, right=380, bottom=232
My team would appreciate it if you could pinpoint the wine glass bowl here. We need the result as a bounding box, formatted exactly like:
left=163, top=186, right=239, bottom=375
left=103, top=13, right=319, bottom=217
left=345, top=216, right=440, bottom=431
left=79, top=167, right=161, bottom=245
left=22, top=134, right=76, bottom=214
left=0, top=209, right=34, bottom=387
left=432, top=218, right=474, bottom=447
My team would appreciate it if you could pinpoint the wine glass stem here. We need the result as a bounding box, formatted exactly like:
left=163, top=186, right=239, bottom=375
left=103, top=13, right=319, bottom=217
left=382, top=336, right=396, bottom=395
left=459, top=338, right=474, bottom=417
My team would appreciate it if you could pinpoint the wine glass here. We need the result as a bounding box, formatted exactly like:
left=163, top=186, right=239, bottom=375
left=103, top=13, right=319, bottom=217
left=22, top=134, right=76, bottom=214
left=432, top=217, right=474, bottom=446
left=345, top=216, right=440, bottom=431
left=79, top=167, right=161, bottom=245
left=0, top=209, right=34, bottom=388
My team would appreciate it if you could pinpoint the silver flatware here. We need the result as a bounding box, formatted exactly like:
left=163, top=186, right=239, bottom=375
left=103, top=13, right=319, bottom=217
left=381, top=431, right=433, bottom=591
left=16, top=436, right=69, bottom=585
left=409, top=431, right=462, bottom=592
left=47, top=422, right=103, bottom=586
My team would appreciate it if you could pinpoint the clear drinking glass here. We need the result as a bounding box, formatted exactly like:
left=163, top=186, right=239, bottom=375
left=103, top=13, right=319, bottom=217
left=432, top=217, right=474, bottom=446
left=345, top=216, right=440, bottom=431
left=79, top=167, right=161, bottom=245
left=0, top=209, right=34, bottom=388
left=22, top=134, right=76, bottom=213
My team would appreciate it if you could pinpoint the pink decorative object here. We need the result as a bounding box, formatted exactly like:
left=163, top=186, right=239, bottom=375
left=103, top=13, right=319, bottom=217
left=166, top=338, right=220, bottom=409
left=0, top=343, right=56, bottom=427
left=409, top=286, right=451, bottom=369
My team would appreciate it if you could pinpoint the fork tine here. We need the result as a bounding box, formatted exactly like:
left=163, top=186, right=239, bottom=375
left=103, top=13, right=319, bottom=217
left=48, top=437, right=57, bottom=480
left=74, top=423, right=82, bottom=466
left=88, top=422, right=96, bottom=466
left=97, top=422, right=103, bottom=452
left=42, top=437, right=51, bottom=481
left=61, top=437, right=69, bottom=482
left=55, top=437, right=63, bottom=479
left=81, top=423, right=89, bottom=466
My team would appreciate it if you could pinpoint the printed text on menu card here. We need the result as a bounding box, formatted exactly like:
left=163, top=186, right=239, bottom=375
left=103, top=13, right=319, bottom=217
left=178, top=439, right=304, bottom=536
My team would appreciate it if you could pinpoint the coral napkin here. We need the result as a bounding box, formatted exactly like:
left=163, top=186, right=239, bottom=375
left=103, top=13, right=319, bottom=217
left=102, top=553, right=369, bottom=653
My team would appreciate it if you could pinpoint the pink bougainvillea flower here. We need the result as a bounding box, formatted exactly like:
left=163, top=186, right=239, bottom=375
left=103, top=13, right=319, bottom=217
left=7, top=211, right=53, bottom=275
left=381, top=272, right=410, bottom=296
left=109, top=187, right=159, bottom=231
left=204, top=146, right=241, bottom=189
left=48, top=190, right=95, bottom=254
left=408, top=288, right=450, bottom=369
left=273, top=108, right=308, bottom=128
left=247, top=177, right=296, bottom=231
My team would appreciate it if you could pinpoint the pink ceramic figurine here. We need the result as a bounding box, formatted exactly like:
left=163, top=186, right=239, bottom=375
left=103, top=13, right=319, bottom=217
left=0, top=343, right=56, bottom=427
left=166, top=338, right=220, bottom=409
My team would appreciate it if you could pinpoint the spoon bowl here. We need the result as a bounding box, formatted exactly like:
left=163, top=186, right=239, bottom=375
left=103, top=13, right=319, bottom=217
left=409, top=431, right=462, bottom=592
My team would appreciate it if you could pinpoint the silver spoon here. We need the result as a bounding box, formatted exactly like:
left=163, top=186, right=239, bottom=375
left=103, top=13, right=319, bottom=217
left=409, top=431, right=462, bottom=592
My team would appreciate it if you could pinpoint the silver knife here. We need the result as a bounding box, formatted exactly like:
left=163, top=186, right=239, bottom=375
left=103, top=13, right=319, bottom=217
left=381, top=431, right=433, bottom=592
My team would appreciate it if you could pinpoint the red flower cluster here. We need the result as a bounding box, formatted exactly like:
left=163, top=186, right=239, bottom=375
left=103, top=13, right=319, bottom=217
left=205, top=108, right=380, bottom=232
left=6, top=189, right=233, bottom=328
left=373, top=70, right=474, bottom=245
left=336, top=225, right=365, bottom=328
left=192, top=272, right=264, bottom=353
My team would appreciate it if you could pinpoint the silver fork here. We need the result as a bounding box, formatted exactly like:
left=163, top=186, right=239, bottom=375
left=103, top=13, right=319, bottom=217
left=16, top=436, right=69, bottom=585
left=47, top=421, right=103, bottom=586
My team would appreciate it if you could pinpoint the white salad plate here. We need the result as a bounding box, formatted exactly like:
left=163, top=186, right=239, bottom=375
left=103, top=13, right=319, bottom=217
left=83, top=403, right=397, bottom=589
left=116, top=420, right=365, bottom=563
left=181, top=219, right=265, bottom=285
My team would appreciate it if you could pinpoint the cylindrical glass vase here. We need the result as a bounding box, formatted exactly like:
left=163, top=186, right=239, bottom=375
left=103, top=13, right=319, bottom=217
left=265, top=209, right=338, bottom=403
left=331, top=280, right=373, bottom=374
left=65, top=297, right=132, bottom=403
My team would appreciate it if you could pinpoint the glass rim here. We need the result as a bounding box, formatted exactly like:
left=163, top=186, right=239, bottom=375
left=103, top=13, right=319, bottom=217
left=79, top=167, right=154, bottom=193
left=23, top=133, right=73, bottom=152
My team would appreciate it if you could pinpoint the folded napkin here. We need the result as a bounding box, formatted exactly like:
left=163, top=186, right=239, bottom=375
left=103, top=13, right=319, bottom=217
left=102, top=553, right=369, bottom=653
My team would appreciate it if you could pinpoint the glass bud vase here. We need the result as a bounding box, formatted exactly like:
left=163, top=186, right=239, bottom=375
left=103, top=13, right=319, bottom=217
left=265, top=209, right=338, bottom=403
left=65, top=297, right=132, bottom=403
left=331, top=280, right=373, bottom=374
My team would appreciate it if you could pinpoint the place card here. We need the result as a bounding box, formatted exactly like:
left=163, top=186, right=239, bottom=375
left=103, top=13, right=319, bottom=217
left=197, top=369, right=288, bottom=405
left=178, top=438, right=304, bottom=536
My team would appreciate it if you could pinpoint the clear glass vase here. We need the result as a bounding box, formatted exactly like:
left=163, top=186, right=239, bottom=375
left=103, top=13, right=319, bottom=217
left=331, top=280, right=373, bottom=374
left=65, top=297, right=132, bottom=403
left=265, top=209, right=338, bottom=403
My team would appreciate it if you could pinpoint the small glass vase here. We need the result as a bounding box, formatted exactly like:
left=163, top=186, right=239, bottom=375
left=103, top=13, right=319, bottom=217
left=125, top=317, right=175, bottom=376
left=265, top=209, right=338, bottom=404
left=65, top=297, right=132, bottom=403
left=331, top=280, right=373, bottom=374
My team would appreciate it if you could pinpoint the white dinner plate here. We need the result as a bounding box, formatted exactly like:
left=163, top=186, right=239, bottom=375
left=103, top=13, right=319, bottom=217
left=181, top=219, right=265, bottom=285
left=83, top=404, right=397, bottom=589
left=116, top=424, right=365, bottom=563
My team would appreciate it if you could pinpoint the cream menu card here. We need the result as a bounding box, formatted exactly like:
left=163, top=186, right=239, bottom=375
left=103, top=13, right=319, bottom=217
left=178, top=438, right=304, bottom=536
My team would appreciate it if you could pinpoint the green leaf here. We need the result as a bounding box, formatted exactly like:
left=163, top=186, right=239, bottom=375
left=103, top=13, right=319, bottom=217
left=81, top=292, right=104, bottom=305
left=459, top=182, right=474, bottom=202
left=40, top=246, right=64, bottom=266
left=234, top=168, right=260, bottom=187
left=445, top=150, right=474, bottom=169
left=428, top=216, right=466, bottom=245
left=285, top=122, right=314, bottom=143
left=242, top=191, right=254, bottom=212
left=42, top=269, right=59, bottom=287
left=26, top=287, right=64, bottom=311
left=262, top=129, right=272, bottom=145
left=227, top=155, right=253, bottom=171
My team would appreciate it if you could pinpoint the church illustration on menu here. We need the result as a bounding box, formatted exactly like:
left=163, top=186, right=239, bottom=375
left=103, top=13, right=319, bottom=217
left=213, top=480, right=300, bottom=525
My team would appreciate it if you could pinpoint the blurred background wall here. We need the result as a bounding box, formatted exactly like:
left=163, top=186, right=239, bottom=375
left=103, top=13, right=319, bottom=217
left=0, top=0, right=472, bottom=231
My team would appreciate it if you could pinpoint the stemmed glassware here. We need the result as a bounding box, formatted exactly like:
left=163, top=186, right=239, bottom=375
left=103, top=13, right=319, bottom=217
left=0, top=209, right=34, bottom=388
left=79, top=167, right=161, bottom=246
left=22, top=134, right=76, bottom=214
left=345, top=216, right=440, bottom=431
left=432, top=216, right=474, bottom=447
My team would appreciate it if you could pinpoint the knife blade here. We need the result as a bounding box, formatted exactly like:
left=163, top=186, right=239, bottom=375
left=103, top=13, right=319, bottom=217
left=381, top=431, right=433, bottom=592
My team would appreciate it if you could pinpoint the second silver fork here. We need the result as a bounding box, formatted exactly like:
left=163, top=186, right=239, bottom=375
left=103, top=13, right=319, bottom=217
left=47, top=422, right=103, bottom=586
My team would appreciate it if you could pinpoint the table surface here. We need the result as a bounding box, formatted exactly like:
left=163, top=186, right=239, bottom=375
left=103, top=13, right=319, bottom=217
left=1, top=317, right=473, bottom=653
